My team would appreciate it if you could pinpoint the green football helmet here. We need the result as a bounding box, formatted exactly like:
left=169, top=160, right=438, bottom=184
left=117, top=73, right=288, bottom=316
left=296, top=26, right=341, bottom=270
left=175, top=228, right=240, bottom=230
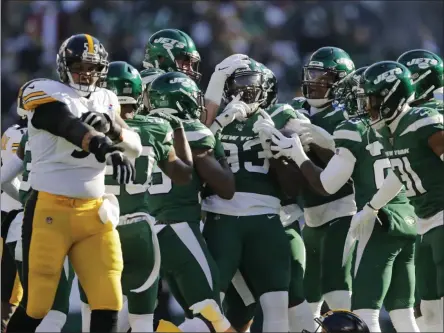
left=103, top=61, right=143, bottom=116
left=223, top=58, right=268, bottom=111
left=143, top=29, right=202, bottom=82
left=333, top=66, right=368, bottom=115
left=357, top=61, right=415, bottom=129
left=258, top=62, right=278, bottom=108
left=397, top=49, right=443, bottom=104
left=145, top=71, right=204, bottom=120
left=303, top=46, right=355, bottom=108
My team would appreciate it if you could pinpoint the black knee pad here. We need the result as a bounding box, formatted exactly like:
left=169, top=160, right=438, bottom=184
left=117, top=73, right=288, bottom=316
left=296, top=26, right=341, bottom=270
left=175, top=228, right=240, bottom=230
left=90, top=309, right=118, bottom=332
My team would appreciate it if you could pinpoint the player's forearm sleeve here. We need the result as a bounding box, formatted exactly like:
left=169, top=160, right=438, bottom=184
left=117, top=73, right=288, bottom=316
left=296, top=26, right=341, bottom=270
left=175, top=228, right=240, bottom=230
left=320, top=147, right=356, bottom=195
left=2, top=181, right=20, bottom=202
left=115, top=128, right=142, bottom=158
left=31, top=101, right=91, bottom=149
left=1, top=154, right=24, bottom=185
left=369, top=169, right=403, bottom=210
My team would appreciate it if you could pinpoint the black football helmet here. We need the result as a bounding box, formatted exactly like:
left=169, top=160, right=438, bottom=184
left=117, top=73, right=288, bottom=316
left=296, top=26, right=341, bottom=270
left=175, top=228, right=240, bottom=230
left=302, top=310, right=370, bottom=333
left=57, top=34, right=109, bottom=96
left=223, top=58, right=268, bottom=113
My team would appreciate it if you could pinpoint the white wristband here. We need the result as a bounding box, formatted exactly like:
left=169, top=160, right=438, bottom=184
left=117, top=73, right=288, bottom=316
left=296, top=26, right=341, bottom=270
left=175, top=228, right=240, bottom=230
left=292, top=148, right=310, bottom=168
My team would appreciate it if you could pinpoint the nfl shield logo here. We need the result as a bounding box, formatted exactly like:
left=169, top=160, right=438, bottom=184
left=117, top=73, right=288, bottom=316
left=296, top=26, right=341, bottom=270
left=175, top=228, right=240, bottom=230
left=236, top=123, right=244, bottom=131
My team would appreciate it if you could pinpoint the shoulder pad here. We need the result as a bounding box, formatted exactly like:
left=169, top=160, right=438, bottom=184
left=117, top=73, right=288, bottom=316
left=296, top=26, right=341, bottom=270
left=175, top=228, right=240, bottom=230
left=184, top=120, right=214, bottom=143
left=333, top=118, right=364, bottom=143
left=21, top=79, right=69, bottom=111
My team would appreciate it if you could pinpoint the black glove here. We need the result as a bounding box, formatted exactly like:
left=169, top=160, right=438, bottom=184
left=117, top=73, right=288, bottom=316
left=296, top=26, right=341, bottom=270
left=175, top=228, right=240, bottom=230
left=81, top=111, right=122, bottom=142
left=107, top=151, right=136, bottom=184
left=88, top=135, right=122, bottom=163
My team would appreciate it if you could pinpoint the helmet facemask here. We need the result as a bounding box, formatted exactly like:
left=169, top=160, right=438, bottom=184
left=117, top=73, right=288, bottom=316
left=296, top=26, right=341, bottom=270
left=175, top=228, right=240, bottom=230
left=303, top=67, right=342, bottom=107
left=144, top=52, right=202, bottom=83
left=224, top=71, right=267, bottom=114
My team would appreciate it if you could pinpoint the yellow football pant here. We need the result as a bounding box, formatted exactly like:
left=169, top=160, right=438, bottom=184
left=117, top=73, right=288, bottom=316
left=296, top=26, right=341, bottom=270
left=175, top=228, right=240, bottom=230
left=23, top=191, right=123, bottom=319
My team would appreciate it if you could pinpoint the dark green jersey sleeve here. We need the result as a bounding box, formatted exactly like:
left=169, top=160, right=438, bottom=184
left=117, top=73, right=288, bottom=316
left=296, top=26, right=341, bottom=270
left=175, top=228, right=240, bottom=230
left=402, top=107, right=443, bottom=145
left=266, top=103, right=297, bottom=130
left=333, top=118, right=364, bottom=157
left=184, top=120, right=216, bottom=150
left=129, top=115, right=173, bottom=163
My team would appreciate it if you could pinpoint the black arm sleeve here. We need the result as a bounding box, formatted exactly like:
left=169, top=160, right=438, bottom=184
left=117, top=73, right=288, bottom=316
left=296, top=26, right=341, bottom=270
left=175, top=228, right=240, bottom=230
left=31, top=101, right=92, bottom=149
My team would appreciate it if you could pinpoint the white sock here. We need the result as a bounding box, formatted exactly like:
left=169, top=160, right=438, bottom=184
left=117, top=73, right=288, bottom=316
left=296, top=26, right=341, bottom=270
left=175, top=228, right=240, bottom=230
left=353, top=309, right=381, bottom=332
left=129, top=313, right=154, bottom=332
left=421, top=299, right=444, bottom=332
left=308, top=300, right=323, bottom=319
left=259, top=291, right=289, bottom=332
left=118, top=297, right=130, bottom=332
left=80, top=301, right=91, bottom=332
left=289, top=300, right=315, bottom=332
left=179, top=317, right=211, bottom=332
left=416, top=315, right=427, bottom=332
left=324, top=290, right=351, bottom=310
left=35, top=310, right=67, bottom=332
left=389, top=308, right=419, bottom=332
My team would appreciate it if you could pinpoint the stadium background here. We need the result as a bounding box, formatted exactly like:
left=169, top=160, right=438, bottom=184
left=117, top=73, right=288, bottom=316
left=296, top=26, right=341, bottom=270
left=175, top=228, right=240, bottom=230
left=1, top=0, right=442, bottom=331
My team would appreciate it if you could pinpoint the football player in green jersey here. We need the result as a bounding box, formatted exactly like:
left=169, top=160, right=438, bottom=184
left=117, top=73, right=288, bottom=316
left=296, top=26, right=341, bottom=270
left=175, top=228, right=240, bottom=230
left=79, top=61, right=194, bottom=332
left=283, top=47, right=357, bottom=317
left=357, top=60, right=444, bottom=333
left=0, top=104, right=75, bottom=333
left=203, top=58, right=312, bottom=332
left=221, top=63, right=314, bottom=332
left=144, top=71, right=236, bottom=332
left=397, top=49, right=444, bottom=330
left=397, top=49, right=443, bottom=112
left=269, top=67, right=420, bottom=331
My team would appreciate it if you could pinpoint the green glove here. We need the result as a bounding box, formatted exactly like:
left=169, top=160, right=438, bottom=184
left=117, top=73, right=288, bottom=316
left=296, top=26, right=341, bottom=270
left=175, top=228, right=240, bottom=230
left=150, top=111, right=183, bottom=130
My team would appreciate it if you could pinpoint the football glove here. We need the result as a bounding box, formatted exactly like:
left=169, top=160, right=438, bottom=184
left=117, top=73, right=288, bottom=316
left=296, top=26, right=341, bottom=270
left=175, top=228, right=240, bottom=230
left=210, top=94, right=250, bottom=134
left=88, top=135, right=123, bottom=163
left=252, top=110, right=275, bottom=158
left=205, top=54, right=251, bottom=104
left=150, top=111, right=183, bottom=131
left=270, top=130, right=309, bottom=166
left=81, top=111, right=122, bottom=142
left=298, top=123, right=335, bottom=151
left=349, top=203, right=380, bottom=239
left=107, top=151, right=136, bottom=184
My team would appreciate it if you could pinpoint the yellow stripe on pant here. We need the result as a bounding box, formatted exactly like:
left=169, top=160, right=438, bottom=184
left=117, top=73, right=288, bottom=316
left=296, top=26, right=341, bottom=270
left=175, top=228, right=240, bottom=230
left=23, top=190, right=123, bottom=319
left=9, top=273, right=23, bottom=306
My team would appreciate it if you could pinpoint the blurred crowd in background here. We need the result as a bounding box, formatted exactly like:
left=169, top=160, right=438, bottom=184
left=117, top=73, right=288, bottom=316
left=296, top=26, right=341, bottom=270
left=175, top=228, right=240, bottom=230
left=1, top=1, right=442, bottom=330
left=2, top=0, right=443, bottom=132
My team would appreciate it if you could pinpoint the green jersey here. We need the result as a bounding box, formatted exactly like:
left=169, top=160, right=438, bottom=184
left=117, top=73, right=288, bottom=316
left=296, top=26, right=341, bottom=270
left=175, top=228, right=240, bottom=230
left=378, top=107, right=444, bottom=220
left=105, top=115, right=173, bottom=215
left=291, top=98, right=354, bottom=209
left=202, top=105, right=297, bottom=216
left=418, top=98, right=443, bottom=114
left=146, top=119, right=215, bottom=222
left=19, top=132, right=32, bottom=205
left=334, top=117, right=416, bottom=236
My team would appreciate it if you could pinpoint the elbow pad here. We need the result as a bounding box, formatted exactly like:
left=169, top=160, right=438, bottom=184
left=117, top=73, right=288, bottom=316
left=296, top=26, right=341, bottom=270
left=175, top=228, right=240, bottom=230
left=115, top=128, right=142, bottom=158
left=1, top=154, right=24, bottom=185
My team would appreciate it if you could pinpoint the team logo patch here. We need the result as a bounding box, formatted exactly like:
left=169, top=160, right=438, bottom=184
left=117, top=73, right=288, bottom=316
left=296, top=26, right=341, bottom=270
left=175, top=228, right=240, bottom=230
left=235, top=123, right=245, bottom=131
left=46, top=217, right=53, bottom=224
left=108, top=104, right=113, bottom=111
left=405, top=216, right=416, bottom=225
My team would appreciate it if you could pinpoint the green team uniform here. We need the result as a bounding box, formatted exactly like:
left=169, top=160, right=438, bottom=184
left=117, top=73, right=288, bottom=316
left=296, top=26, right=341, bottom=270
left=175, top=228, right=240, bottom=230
left=220, top=104, right=307, bottom=330
left=378, top=107, right=444, bottom=300
left=419, top=98, right=443, bottom=114
left=79, top=115, right=172, bottom=315
left=203, top=104, right=295, bottom=301
left=290, top=98, right=357, bottom=304
left=334, top=117, right=417, bottom=311
left=9, top=132, right=75, bottom=317
left=146, top=119, right=221, bottom=317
